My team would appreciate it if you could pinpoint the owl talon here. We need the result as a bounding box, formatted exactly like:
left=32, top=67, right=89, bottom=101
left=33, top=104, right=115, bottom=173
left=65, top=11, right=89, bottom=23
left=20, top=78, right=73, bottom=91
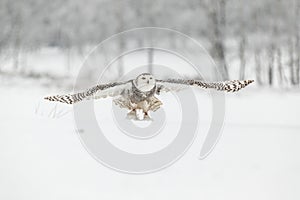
left=144, top=112, right=153, bottom=121
left=135, top=109, right=145, bottom=120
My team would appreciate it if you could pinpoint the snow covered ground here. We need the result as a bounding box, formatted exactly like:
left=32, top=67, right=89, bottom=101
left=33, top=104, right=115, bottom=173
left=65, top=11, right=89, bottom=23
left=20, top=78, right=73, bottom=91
left=0, top=82, right=299, bottom=200
left=0, top=49, right=299, bottom=200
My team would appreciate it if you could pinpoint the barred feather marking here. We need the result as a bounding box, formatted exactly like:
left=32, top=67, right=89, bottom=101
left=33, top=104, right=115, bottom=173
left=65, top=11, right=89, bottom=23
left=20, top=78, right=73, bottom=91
left=44, top=77, right=254, bottom=105
left=194, top=79, right=254, bottom=92
left=156, top=79, right=254, bottom=93
left=44, top=81, right=131, bottom=104
left=44, top=94, right=81, bottom=104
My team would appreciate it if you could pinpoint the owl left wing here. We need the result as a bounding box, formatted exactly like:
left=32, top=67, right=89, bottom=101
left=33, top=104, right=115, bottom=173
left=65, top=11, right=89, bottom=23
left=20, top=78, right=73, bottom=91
left=155, top=79, right=254, bottom=94
left=44, top=80, right=133, bottom=104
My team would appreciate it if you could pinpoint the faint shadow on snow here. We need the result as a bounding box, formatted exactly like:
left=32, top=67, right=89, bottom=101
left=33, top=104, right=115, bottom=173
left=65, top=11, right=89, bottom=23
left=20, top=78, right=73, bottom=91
left=35, top=98, right=73, bottom=119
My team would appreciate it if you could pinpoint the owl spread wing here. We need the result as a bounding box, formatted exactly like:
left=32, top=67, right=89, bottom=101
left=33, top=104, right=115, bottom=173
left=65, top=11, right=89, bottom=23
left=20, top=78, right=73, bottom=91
left=44, top=81, right=133, bottom=104
left=155, top=79, right=254, bottom=94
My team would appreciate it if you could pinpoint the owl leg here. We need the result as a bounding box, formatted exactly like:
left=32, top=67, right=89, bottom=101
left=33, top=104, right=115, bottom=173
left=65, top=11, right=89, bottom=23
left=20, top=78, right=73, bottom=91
left=132, top=101, right=148, bottom=120
left=135, top=109, right=145, bottom=120
left=136, top=99, right=161, bottom=121
left=114, top=98, right=138, bottom=120
left=127, top=99, right=160, bottom=121
left=141, top=101, right=151, bottom=120
left=127, top=108, right=147, bottom=121
left=113, top=98, right=128, bottom=109
left=143, top=111, right=152, bottom=121
left=114, top=98, right=137, bottom=111
left=148, top=96, right=163, bottom=112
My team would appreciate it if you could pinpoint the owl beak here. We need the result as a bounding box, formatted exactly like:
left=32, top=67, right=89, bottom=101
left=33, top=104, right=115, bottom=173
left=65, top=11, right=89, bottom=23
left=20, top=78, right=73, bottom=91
left=147, top=80, right=150, bottom=84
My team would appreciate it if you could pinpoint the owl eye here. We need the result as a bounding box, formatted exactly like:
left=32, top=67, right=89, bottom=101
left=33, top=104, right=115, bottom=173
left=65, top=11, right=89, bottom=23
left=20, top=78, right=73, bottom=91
left=141, top=77, right=146, bottom=80
left=150, top=77, right=153, bottom=80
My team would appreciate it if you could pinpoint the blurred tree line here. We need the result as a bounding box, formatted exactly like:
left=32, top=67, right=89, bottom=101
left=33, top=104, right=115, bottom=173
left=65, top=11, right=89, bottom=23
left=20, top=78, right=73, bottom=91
left=0, top=0, right=299, bottom=87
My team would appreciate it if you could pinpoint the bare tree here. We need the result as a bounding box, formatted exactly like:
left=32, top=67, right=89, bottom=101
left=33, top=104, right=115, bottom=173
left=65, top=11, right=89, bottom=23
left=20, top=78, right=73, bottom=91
left=115, top=1, right=126, bottom=78
left=132, top=0, right=145, bottom=47
left=276, top=47, right=287, bottom=86
left=9, top=4, right=23, bottom=70
left=204, top=0, right=229, bottom=80
left=255, top=49, right=263, bottom=85
left=295, top=34, right=300, bottom=85
left=295, top=0, right=300, bottom=85
left=288, top=38, right=296, bottom=85
left=0, top=1, right=13, bottom=71
left=148, top=48, right=154, bottom=74
left=238, top=35, right=247, bottom=80
left=267, top=45, right=275, bottom=86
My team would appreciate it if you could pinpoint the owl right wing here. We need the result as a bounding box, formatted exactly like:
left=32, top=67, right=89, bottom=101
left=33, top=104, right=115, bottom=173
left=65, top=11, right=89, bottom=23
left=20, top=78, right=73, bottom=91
left=155, top=79, right=254, bottom=94
left=44, top=80, right=133, bottom=104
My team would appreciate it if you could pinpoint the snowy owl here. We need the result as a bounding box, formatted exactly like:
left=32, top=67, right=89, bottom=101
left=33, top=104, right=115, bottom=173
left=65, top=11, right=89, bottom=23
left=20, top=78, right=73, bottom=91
left=44, top=73, right=254, bottom=120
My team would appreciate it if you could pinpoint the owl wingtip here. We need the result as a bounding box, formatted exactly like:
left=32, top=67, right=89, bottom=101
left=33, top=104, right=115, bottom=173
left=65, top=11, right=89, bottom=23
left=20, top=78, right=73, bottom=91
left=44, top=95, right=57, bottom=101
left=243, top=79, right=254, bottom=84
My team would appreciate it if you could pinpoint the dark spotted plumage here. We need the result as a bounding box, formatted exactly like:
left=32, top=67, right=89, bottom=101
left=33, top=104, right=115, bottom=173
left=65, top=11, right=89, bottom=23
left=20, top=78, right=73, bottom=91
left=131, top=83, right=156, bottom=103
left=44, top=81, right=131, bottom=104
left=156, top=79, right=254, bottom=93
left=44, top=73, right=254, bottom=119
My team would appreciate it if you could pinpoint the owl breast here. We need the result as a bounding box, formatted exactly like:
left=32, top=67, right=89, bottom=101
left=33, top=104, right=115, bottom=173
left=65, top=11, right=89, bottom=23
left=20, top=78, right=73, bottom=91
left=130, top=84, right=156, bottom=103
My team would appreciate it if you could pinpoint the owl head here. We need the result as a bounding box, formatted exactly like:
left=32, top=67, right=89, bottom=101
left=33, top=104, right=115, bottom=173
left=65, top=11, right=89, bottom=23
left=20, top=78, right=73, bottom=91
left=134, top=73, right=156, bottom=92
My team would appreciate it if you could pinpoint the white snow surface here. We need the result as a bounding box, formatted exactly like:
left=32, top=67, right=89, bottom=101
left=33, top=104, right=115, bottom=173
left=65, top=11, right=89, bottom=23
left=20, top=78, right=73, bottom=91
left=0, top=48, right=299, bottom=200
left=0, top=82, right=300, bottom=200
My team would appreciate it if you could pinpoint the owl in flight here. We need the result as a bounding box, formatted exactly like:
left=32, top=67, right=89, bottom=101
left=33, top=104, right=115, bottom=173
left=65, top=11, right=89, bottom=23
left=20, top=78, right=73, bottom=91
left=44, top=73, right=254, bottom=120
